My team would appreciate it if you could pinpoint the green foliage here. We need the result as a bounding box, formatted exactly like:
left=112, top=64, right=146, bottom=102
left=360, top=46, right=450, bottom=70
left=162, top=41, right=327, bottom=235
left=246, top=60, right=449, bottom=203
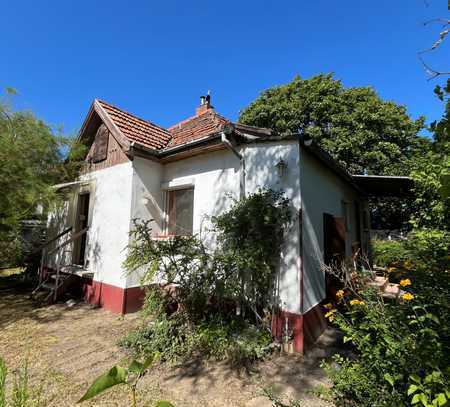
left=261, top=386, right=302, bottom=407
left=410, top=155, right=450, bottom=230
left=78, top=354, right=173, bottom=407
left=410, top=79, right=450, bottom=230
left=373, top=229, right=450, bottom=270
left=323, top=245, right=450, bottom=406
left=120, top=296, right=273, bottom=364
left=0, top=90, right=86, bottom=267
left=11, top=361, right=30, bottom=407
left=123, top=189, right=291, bottom=365
left=0, top=357, right=43, bottom=407
left=212, top=189, right=291, bottom=310
left=0, top=358, right=6, bottom=407
left=372, top=240, right=410, bottom=267
left=239, top=74, right=425, bottom=176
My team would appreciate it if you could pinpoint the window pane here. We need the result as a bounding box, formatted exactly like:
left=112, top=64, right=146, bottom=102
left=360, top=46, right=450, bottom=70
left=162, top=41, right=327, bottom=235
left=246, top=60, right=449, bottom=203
left=168, top=188, right=194, bottom=235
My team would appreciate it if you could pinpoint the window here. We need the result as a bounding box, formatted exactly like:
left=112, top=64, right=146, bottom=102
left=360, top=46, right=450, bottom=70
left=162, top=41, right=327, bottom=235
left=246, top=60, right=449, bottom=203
left=166, top=188, right=194, bottom=235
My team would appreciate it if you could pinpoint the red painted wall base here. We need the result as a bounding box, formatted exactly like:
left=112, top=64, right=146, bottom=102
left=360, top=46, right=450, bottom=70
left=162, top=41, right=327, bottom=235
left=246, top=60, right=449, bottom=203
left=81, top=279, right=145, bottom=314
left=271, top=303, right=327, bottom=354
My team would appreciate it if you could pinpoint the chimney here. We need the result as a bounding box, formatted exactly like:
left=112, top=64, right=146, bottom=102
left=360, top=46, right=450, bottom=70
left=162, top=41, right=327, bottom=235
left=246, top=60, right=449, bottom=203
left=196, top=91, right=213, bottom=115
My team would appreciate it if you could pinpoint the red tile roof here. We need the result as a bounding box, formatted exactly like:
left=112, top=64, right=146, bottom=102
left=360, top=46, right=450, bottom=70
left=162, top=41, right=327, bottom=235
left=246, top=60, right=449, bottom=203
left=94, top=100, right=240, bottom=152
left=97, top=99, right=172, bottom=150
left=167, top=109, right=230, bottom=147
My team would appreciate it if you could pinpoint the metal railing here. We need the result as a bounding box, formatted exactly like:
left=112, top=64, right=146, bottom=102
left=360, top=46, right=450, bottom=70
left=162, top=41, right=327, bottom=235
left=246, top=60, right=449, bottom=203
left=35, top=226, right=89, bottom=301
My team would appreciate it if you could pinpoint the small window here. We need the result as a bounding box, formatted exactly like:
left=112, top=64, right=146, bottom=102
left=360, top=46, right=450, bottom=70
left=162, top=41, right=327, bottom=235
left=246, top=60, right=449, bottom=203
left=167, top=188, right=194, bottom=235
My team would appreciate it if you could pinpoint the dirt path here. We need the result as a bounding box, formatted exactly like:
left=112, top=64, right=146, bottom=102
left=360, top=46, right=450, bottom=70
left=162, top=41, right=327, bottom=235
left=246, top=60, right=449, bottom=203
left=0, top=288, right=335, bottom=406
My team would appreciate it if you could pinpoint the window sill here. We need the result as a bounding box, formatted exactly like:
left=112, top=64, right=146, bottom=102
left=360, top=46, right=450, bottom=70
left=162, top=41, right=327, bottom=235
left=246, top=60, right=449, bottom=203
left=152, top=234, right=192, bottom=241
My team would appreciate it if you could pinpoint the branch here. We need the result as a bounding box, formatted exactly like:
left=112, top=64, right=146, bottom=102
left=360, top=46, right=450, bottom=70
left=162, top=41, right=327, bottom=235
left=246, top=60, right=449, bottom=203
left=418, top=55, right=450, bottom=80
left=419, top=19, right=450, bottom=80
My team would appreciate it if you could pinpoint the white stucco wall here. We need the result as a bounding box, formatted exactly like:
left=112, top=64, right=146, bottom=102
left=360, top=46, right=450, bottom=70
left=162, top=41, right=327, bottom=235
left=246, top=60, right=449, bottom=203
left=80, top=162, right=134, bottom=288
left=163, top=149, right=241, bottom=237
left=300, top=147, right=362, bottom=313
left=127, top=142, right=302, bottom=318
left=46, top=162, right=134, bottom=288
left=244, top=141, right=301, bottom=315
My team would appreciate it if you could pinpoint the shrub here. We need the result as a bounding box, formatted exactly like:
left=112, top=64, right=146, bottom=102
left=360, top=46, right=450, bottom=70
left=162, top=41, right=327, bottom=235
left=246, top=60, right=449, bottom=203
left=322, top=261, right=450, bottom=407
left=405, top=229, right=450, bottom=269
left=122, top=189, right=291, bottom=365
left=372, top=239, right=409, bottom=267
left=373, top=229, right=450, bottom=270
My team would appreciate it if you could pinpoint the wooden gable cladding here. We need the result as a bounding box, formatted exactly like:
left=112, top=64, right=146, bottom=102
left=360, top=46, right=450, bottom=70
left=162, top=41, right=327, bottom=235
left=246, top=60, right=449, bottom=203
left=83, top=125, right=129, bottom=174
left=92, top=124, right=109, bottom=162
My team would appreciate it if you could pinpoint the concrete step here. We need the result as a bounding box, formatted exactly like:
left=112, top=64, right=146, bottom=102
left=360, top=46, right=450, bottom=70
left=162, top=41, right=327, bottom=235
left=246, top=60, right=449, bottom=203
left=382, top=283, right=401, bottom=299
left=367, top=275, right=388, bottom=291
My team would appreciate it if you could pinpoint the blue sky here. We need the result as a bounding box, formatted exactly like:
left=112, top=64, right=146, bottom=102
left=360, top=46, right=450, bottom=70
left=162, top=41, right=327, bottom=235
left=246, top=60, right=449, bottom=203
left=1, top=0, right=449, bottom=136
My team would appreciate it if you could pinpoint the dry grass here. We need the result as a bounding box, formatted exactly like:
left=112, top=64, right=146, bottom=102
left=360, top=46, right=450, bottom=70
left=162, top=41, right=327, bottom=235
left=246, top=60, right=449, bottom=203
left=0, top=286, right=335, bottom=406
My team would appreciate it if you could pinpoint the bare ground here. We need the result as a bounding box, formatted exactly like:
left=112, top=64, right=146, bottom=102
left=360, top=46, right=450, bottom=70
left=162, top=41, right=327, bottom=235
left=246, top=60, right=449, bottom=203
left=0, top=284, right=336, bottom=407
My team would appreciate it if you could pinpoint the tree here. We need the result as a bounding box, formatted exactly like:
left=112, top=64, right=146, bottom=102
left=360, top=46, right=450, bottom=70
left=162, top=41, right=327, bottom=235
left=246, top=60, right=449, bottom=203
left=410, top=79, right=450, bottom=230
left=239, top=74, right=426, bottom=176
left=0, top=90, right=84, bottom=267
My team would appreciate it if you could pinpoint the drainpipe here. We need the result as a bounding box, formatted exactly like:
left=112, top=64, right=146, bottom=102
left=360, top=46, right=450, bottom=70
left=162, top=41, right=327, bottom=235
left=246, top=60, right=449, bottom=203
left=221, top=132, right=246, bottom=199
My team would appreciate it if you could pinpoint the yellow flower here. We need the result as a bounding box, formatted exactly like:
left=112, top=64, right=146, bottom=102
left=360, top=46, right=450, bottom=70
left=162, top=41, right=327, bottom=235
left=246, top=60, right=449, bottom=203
left=387, top=267, right=396, bottom=273
left=402, top=292, right=414, bottom=301
left=324, top=303, right=333, bottom=309
left=325, top=309, right=337, bottom=319
left=399, top=278, right=411, bottom=287
left=349, top=299, right=365, bottom=306
left=336, top=290, right=345, bottom=299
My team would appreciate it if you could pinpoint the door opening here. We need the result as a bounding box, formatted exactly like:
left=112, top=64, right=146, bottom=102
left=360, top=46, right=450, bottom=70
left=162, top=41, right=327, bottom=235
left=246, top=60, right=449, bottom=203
left=74, top=193, right=90, bottom=266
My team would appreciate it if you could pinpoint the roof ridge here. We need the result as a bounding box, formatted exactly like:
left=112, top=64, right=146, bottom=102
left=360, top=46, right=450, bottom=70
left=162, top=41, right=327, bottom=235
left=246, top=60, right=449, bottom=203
left=96, top=99, right=170, bottom=135
left=168, top=109, right=229, bottom=131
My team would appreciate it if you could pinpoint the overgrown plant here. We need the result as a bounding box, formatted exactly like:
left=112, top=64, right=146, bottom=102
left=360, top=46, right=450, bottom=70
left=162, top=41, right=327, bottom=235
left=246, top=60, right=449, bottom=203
left=321, top=256, right=450, bottom=407
left=122, top=189, right=292, bottom=364
left=0, top=357, right=42, bottom=407
left=78, top=354, right=173, bottom=407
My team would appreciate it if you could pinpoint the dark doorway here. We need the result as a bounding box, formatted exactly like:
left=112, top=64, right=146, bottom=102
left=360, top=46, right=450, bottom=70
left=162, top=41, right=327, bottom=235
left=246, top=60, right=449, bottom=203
left=323, top=213, right=346, bottom=298
left=74, top=193, right=90, bottom=266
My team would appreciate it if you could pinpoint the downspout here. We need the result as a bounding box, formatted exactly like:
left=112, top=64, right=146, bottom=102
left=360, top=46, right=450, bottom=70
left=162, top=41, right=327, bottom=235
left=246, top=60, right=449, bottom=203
left=221, top=132, right=246, bottom=199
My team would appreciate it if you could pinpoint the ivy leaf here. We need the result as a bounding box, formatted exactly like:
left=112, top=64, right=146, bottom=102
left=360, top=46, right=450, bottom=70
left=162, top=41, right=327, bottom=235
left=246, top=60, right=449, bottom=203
left=408, top=384, right=419, bottom=396
left=410, top=374, right=422, bottom=384
left=384, top=373, right=395, bottom=387
left=78, top=366, right=127, bottom=402
left=411, top=393, right=422, bottom=405
left=435, top=393, right=447, bottom=407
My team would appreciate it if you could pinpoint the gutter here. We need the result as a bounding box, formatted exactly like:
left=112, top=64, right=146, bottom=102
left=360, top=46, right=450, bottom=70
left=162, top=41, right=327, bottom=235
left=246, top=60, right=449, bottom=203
left=221, top=131, right=246, bottom=199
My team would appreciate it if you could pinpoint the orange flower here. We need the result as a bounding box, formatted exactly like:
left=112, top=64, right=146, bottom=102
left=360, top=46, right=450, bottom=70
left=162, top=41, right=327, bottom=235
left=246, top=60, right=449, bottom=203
left=399, top=278, right=411, bottom=287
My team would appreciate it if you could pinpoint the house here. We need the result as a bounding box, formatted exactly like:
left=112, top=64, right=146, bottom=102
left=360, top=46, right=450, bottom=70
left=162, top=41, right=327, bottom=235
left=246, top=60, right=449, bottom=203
left=43, top=95, right=411, bottom=353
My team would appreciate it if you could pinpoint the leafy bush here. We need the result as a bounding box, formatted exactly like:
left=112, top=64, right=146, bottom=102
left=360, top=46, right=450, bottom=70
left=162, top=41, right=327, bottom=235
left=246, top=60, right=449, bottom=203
left=122, top=189, right=291, bottom=365
left=120, top=309, right=272, bottom=365
left=373, top=229, right=450, bottom=270
left=322, top=260, right=450, bottom=407
left=372, top=239, right=409, bottom=267
left=405, top=229, right=450, bottom=269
